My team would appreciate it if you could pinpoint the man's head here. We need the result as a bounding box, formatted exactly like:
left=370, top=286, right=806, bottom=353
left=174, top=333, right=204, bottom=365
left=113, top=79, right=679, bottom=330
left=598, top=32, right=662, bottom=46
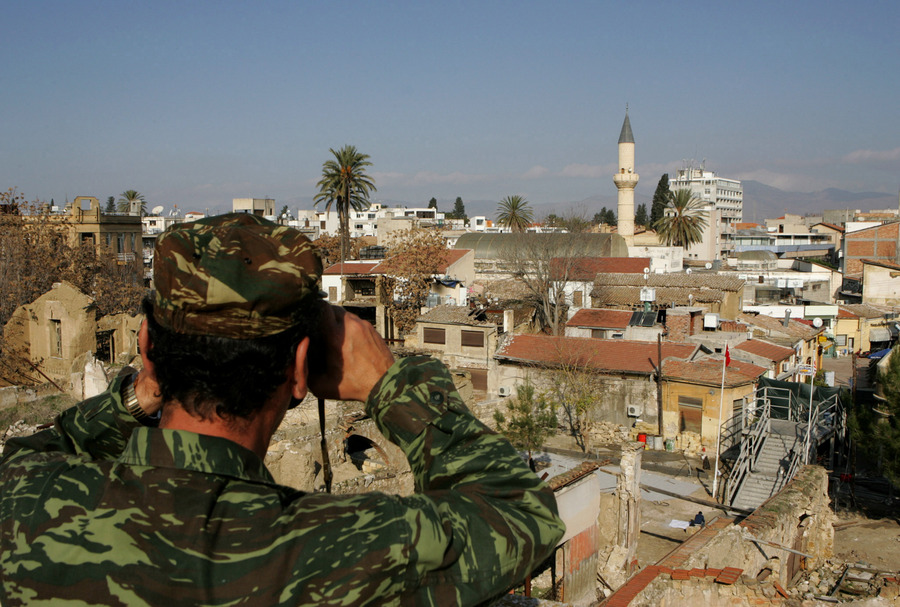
left=143, top=213, right=323, bottom=421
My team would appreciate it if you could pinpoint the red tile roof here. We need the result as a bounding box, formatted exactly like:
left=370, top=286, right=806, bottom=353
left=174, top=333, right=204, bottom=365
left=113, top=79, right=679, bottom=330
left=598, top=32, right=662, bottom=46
left=371, top=248, right=471, bottom=275
left=323, top=261, right=383, bottom=275
left=550, top=257, right=650, bottom=281
left=664, top=357, right=767, bottom=387
left=495, top=335, right=697, bottom=375
left=566, top=308, right=633, bottom=329
left=734, top=339, right=794, bottom=362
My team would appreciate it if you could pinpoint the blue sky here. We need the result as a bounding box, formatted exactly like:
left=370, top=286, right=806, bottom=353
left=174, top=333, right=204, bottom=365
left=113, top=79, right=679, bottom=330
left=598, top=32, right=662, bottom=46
left=3, top=1, right=899, bottom=216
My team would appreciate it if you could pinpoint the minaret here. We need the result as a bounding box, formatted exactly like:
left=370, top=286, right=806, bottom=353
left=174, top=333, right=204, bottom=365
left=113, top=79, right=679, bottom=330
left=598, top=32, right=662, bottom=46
left=613, top=108, right=639, bottom=246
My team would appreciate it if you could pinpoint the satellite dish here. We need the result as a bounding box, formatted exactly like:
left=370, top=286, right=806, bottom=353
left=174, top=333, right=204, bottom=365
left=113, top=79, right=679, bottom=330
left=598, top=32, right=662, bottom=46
left=643, top=267, right=650, bottom=274
left=813, top=318, right=823, bottom=328
left=686, top=268, right=692, bottom=275
left=705, top=262, right=712, bottom=269
left=151, top=205, right=164, bottom=216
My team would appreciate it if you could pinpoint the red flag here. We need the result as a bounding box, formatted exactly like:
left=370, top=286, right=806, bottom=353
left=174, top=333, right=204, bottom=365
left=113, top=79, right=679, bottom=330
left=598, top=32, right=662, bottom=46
left=725, top=345, right=731, bottom=367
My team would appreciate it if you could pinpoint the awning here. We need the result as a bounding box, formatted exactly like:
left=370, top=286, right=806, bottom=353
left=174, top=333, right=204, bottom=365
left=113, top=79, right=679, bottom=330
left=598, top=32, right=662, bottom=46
left=869, top=327, right=891, bottom=343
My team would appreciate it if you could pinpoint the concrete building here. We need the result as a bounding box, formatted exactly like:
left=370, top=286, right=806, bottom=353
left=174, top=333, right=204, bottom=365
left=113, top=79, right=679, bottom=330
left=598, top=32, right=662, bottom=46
left=232, top=198, right=275, bottom=217
left=670, top=166, right=743, bottom=258
left=613, top=110, right=639, bottom=246
left=841, top=221, right=900, bottom=277
left=60, top=196, right=142, bottom=263
left=861, top=259, right=900, bottom=307
left=590, top=273, right=745, bottom=320
left=414, top=306, right=500, bottom=393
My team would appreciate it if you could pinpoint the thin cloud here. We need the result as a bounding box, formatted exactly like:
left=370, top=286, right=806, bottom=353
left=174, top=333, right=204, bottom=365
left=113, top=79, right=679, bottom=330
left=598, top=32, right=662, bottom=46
left=559, top=163, right=613, bottom=178
left=842, top=147, right=900, bottom=164
left=521, top=165, right=550, bottom=179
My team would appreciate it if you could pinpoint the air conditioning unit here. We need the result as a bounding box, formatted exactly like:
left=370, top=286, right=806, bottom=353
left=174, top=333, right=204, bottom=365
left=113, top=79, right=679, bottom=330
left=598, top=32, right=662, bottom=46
left=498, top=386, right=512, bottom=397
left=627, top=404, right=642, bottom=417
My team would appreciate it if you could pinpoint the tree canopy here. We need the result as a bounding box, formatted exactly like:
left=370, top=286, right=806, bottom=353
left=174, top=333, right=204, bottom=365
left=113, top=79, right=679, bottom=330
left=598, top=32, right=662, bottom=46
left=428, top=197, right=437, bottom=210
left=650, top=173, right=670, bottom=227
left=314, top=145, right=376, bottom=263
left=493, top=381, right=556, bottom=461
left=634, top=203, right=648, bottom=227
left=117, top=190, right=146, bottom=215
left=654, top=188, right=708, bottom=248
left=496, top=195, right=533, bottom=232
left=447, top=197, right=467, bottom=221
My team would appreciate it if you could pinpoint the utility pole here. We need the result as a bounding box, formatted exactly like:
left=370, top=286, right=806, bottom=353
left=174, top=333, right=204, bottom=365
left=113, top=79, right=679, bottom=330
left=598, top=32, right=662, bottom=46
left=657, top=333, right=664, bottom=437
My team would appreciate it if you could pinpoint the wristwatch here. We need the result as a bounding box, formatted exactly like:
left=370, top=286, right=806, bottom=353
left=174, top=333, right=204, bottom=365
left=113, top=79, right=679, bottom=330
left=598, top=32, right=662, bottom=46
left=122, top=373, right=148, bottom=421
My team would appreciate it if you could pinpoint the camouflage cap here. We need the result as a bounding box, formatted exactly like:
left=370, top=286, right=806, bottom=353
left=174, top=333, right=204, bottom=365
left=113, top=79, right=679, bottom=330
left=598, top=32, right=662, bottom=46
left=152, top=213, right=322, bottom=339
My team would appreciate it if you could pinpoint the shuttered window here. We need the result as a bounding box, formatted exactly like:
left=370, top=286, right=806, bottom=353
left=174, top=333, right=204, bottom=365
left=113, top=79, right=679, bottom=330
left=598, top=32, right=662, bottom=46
left=423, top=327, right=446, bottom=344
left=461, top=330, right=484, bottom=348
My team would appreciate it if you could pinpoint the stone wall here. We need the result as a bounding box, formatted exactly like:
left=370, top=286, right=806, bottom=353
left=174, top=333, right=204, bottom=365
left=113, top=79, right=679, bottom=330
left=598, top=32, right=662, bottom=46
left=604, top=466, right=834, bottom=607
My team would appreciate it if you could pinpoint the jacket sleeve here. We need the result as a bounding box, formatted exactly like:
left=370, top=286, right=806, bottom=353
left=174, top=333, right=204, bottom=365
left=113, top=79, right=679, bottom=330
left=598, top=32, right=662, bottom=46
left=366, top=356, right=566, bottom=605
left=1, top=372, right=143, bottom=464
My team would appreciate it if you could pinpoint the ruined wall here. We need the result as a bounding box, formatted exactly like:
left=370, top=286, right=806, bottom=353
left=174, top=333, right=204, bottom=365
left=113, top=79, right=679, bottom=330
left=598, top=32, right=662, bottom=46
left=607, top=467, right=833, bottom=607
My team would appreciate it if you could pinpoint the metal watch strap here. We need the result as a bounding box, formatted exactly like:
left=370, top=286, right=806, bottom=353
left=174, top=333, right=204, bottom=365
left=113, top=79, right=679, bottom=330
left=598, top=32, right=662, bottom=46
left=122, top=373, right=148, bottom=420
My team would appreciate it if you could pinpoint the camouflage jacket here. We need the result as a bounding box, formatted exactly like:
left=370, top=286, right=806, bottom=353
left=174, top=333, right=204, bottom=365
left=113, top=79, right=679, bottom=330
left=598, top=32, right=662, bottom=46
left=0, top=356, right=564, bottom=606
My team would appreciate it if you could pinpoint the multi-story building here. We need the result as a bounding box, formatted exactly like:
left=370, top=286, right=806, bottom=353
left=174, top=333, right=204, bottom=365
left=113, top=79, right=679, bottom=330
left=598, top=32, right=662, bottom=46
left=671, top=166, right=743, bottom=258
left=232, top=198, right=275, bottom=217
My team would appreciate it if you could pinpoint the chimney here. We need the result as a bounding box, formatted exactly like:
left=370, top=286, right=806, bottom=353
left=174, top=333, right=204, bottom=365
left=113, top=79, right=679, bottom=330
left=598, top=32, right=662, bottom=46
left=783, top=309, right=791, bottom=328
left=503, top=309, right=514, bottom=334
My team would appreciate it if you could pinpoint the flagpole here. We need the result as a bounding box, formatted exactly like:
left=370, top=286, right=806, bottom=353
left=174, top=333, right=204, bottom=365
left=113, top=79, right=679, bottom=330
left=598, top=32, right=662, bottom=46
left=711, top=347, right=728, bottom=501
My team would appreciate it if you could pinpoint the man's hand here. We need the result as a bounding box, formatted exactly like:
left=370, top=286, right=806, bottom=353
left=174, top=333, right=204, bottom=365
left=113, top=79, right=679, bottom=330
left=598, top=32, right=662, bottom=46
left=307, top=304, right=394, bottom=403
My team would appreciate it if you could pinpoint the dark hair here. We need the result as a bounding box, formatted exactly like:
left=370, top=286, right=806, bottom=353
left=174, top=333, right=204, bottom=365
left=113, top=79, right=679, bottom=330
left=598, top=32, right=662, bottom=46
left=142, top=296, right=318, bottom=420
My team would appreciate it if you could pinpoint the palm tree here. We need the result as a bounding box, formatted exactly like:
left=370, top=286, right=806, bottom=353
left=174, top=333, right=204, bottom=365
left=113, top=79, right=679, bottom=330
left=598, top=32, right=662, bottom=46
left=496, top=195, right=534, bottom=232
left=653, top=188, right=709, bottom=248
left=117, top=190, right=146, bottom=215
left=314, top=145, right=376, bottom=262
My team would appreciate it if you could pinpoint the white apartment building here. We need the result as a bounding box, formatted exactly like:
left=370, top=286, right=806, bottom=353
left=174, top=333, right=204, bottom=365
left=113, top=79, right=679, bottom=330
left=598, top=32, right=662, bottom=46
left=671, top=166, right=743, bottom=258
left=295, top=203, right=447, bottom=240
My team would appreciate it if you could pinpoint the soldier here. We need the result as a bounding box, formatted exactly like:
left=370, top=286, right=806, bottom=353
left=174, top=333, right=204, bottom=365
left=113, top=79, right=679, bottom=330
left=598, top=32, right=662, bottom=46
left=0, top=213, right=564, bottom=606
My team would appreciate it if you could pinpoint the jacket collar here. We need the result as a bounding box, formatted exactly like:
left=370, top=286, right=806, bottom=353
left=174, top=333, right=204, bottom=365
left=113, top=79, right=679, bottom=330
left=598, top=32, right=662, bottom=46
left=119, top=427, right=276, bottom=484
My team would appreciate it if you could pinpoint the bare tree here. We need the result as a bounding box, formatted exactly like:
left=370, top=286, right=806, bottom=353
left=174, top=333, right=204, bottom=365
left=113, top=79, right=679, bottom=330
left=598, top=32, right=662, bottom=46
left=378, top=228, right=447, bottom=336
left=499, top=233, right=590, bottom=335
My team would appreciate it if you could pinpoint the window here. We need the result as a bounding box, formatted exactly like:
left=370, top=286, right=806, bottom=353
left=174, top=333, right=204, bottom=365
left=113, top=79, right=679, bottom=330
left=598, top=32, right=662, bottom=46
left=423, top=327, right=446, bottom=345
left=461, top=330, right=484, bottom=348
left=464, top=368, right=488, bottom=391
left=573, top=290, right=583, bottom=307
left=591, top=329, right=605, bottom=339
left=678, top=396, right=703, bottom=434
left=50, top=319, right=62, bottom=357
left=328, top=286, right=337, bottom=302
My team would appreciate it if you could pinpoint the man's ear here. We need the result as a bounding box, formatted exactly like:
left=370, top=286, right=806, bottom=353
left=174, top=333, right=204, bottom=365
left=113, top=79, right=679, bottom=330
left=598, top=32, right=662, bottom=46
left=291, top=336, right=311, bottom=400
left=138, top=320, right=154, bottom=375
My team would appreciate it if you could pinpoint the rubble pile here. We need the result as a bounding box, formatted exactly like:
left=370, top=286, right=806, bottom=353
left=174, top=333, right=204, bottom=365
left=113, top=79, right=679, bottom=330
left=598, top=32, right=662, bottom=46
left=1, top=420, right=42, bottom=451
left=588, top=421, right=631, bottom=445
left=787, top=559, right=899, bottom=602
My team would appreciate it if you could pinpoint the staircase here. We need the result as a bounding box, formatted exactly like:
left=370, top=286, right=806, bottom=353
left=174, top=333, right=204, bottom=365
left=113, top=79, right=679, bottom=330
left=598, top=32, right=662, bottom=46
left=730, top=420, right=802, bottom=511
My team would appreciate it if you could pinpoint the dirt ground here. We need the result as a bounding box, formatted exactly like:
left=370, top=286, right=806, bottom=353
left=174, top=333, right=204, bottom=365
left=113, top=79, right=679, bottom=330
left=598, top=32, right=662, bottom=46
left=833, top=513, right=900, bottom=571
left=635, top=473, right=900, bottom=575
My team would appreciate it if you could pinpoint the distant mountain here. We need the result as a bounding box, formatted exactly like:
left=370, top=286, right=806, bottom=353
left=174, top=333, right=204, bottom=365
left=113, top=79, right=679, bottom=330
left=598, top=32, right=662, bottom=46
left=742, top=181, right=898, bottom=223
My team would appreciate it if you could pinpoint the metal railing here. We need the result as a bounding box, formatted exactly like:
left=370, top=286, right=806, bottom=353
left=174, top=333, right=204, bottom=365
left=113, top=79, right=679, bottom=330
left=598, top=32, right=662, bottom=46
left=725, top=398, right=772, bottom=506
left=726, top=383, right=845, bottom=506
